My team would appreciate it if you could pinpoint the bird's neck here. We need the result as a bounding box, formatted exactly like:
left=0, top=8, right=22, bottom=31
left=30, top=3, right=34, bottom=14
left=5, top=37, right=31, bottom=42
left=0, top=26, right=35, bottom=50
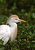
left=8, top=22, right=17, bottom=28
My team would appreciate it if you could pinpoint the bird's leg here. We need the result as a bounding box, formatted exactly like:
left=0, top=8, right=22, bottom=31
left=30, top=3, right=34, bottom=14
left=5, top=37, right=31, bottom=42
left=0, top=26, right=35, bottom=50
left=11, top=47, right=12, bottom=50
left=8, top=40, right=13, bottom=50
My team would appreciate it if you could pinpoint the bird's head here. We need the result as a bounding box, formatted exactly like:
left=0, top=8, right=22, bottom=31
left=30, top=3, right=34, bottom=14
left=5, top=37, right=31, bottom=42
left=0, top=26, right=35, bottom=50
left=7, top=15, right=26, bottom=24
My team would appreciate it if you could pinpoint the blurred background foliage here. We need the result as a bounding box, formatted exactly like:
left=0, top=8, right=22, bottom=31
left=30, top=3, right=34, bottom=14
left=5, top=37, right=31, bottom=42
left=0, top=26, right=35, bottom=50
left=0, top=0, right=35, bottom=50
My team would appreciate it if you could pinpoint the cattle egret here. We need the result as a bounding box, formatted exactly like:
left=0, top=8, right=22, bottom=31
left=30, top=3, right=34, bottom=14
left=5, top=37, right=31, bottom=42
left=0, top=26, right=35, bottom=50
left=0, top=15, right=26, bottom=45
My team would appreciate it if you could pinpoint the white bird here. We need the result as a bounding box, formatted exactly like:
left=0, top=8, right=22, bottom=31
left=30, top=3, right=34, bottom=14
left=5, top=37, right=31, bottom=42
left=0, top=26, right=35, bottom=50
left=0, top=15, right=26, bottom=45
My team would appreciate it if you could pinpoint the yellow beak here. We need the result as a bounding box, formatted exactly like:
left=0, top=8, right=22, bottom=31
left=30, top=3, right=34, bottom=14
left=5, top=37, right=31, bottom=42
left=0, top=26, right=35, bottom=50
left=18, top=19, right=26, bottom=22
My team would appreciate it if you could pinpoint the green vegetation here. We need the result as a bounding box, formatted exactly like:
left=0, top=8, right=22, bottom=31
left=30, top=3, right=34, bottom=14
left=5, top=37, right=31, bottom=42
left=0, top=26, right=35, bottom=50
left=0, top=0, right=35, bottom=50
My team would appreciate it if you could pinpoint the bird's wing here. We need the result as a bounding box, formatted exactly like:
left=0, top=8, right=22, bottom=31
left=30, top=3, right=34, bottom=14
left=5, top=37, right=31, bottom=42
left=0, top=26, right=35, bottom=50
left=0, top=25, right=11, bottom=45
left=2, top=37, right=9, bottom=45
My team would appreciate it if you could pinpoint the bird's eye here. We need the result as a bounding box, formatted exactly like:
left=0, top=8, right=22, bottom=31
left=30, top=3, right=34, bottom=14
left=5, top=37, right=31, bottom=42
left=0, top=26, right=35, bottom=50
left=15, top=19, right=17, bottom=20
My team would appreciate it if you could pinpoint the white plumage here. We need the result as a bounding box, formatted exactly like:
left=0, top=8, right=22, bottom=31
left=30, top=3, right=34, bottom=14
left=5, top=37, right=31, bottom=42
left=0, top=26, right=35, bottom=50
left=0, top=23, right=17, bottom=45
left=0, top=25, right=11, bottom=45
left=0, top=15, right=26, bottom=45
